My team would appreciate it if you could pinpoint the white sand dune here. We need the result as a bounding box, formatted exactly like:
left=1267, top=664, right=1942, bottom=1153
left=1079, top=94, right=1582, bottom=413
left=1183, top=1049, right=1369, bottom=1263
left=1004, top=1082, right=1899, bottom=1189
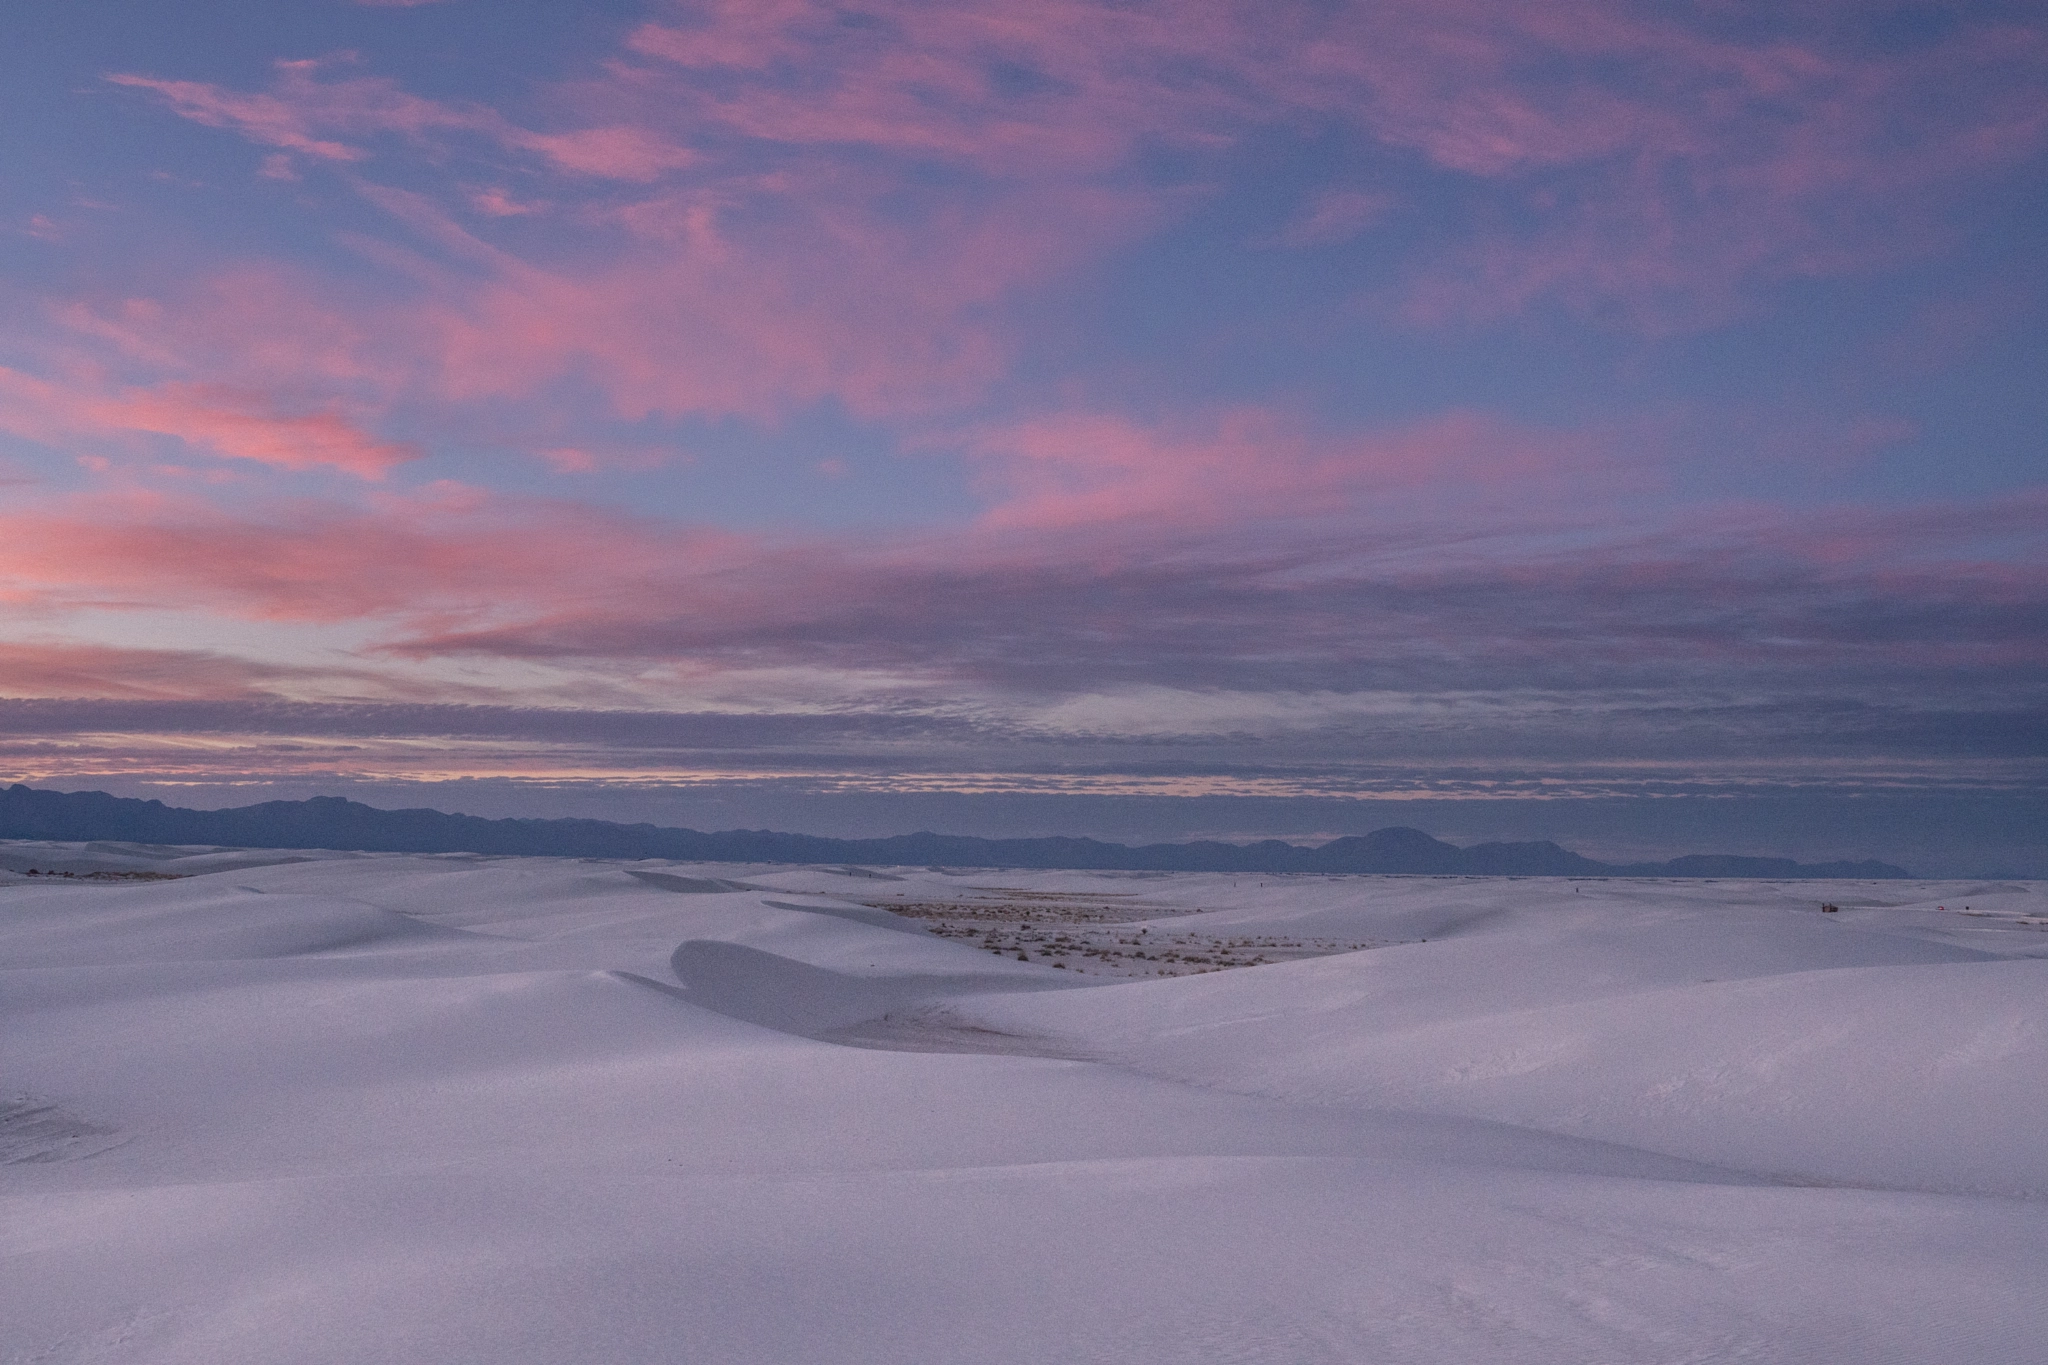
left=3, top=851, right=2044, bottom=1363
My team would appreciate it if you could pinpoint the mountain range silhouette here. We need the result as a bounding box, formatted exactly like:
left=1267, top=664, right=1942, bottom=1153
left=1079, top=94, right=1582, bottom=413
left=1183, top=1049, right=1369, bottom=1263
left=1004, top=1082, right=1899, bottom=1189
left=0, top=784, right=1910, bottom=878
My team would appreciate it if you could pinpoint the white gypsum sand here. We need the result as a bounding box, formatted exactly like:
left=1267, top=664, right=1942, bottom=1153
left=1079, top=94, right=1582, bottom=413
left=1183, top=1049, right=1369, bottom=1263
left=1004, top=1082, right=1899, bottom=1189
left=3, top=845, right=2045, bottom=1363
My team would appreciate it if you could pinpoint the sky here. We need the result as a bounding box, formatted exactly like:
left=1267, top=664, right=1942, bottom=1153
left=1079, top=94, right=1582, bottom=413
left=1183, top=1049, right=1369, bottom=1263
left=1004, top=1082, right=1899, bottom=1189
left=2, top=0, right=2045, bottom=870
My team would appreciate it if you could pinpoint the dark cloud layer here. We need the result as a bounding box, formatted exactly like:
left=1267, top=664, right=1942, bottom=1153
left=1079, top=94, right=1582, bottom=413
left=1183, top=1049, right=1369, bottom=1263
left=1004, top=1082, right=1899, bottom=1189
left=1, top=692, right=2038, bottom=782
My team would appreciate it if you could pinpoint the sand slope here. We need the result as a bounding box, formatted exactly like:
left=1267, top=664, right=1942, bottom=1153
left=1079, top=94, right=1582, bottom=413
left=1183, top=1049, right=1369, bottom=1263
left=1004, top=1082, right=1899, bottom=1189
left=4, top=853, right=2044, bottom=1362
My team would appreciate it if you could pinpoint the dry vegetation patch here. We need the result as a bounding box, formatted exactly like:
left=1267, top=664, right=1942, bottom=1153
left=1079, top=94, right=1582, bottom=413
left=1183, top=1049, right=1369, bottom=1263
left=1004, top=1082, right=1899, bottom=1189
left=861, top=887, right=1384, bottom=977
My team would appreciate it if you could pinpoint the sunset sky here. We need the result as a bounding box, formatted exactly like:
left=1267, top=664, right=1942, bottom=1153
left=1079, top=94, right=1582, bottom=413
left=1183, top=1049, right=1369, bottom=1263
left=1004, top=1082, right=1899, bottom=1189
left=3, top=1, right=2044, bottom=870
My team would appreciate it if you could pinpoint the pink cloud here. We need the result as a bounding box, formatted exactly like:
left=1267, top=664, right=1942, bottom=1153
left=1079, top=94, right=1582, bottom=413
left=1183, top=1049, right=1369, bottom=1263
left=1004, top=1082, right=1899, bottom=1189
left=375, top=484, right=2048, bottom=696
left=623, top=0, right=817, bottom=72
left=537, top=447, right=600, bottom=474
left=620, top=0, right=1249, bottom=177
left=535, top=443, right=676, bottom=474
left=0, top=462, right=2038, bottom=707
left=613, top=2, right=2045, bottom=333
left=1317, top=3, right=2048, bottom=327
left=0, top=367, right=77, bottom=445
left=0, top=641, right=354, bottom=701
left=69, top=64, right=1157, bottom=428
left=0, top=486, right=732, bottom=627
left=96, top=0, right=2048, bottom=413
left=520, top=127, right=698, bottom=181
left=0, top=367, right=415, bottom=480
left=468, top=187, right=542, bottom=218
left=961, top=408, right=1609, bottom=530
left=368, top=173, right=1154, bottom=423
left=110, top=59, right=698, bottom=183
left=96, top=385, right=420, bottom=479
left=105, top=71, right=368, bottom=162
left=53, top=266, right=390, bottom=388
left=42, top=0, right=2048, bottom=498
left=1274, top=189, right=1396, bottom=248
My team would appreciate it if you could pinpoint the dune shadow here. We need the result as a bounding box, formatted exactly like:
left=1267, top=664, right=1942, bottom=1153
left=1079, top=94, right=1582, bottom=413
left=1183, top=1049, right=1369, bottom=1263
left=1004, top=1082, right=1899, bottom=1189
left=660, top=938, right=1082, bottom=1055
left=626, top=871, right=763, bottom=894
left=0, top=1096, right=127, bottom=1165
left=760, top=898, right=934, bottom=936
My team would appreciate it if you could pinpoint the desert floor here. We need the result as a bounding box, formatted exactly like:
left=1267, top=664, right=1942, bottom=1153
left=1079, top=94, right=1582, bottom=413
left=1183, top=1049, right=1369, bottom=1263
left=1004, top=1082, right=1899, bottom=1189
left=4, top=844, right=2045, bottom=1363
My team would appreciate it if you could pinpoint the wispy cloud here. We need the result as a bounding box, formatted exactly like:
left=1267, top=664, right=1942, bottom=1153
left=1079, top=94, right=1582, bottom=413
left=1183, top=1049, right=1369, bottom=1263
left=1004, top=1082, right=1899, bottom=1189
left=109, top=58, right=697, bottom=181
left=0, top=369, right=415, bottom=479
